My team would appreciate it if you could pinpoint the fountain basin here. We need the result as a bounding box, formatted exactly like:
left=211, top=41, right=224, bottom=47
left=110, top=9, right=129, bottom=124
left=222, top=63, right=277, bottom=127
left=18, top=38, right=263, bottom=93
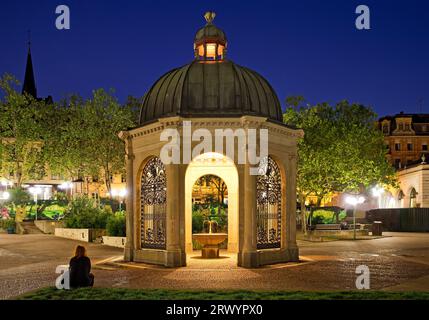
left=193, top=233, right=227, bottom=259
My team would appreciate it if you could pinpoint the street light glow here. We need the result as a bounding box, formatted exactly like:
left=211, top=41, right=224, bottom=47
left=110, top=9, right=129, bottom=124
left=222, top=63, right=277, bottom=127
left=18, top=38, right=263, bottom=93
left=28, top=187, right=42, bottom=195
left=372, top=185, right=385, bottom=197
left=1, top=191, right=10, bottom=200
left=58, top=182, right=73, bottom=190
left=345, top=195, right=365, bottom=206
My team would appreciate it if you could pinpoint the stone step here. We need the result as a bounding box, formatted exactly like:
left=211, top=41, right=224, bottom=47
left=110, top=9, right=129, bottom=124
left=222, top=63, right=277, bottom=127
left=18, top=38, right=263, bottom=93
left=18, top=221, right=44, bottom=234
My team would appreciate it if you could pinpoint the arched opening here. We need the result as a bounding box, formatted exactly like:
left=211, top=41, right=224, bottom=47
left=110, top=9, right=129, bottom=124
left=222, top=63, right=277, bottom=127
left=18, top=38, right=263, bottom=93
left=409, top=188, right=417, bottom=208
left=257, top=156, right=282, bottom=250
left=185, top=153, right=239, bottom=256
left=398, top=190, right=405, bottom=208
left=192, top=175, right=228, bottom=254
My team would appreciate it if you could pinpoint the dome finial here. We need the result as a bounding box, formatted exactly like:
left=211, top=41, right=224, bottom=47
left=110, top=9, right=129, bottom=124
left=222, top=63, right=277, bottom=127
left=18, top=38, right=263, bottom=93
left=204, top=11, right=216, bottom=24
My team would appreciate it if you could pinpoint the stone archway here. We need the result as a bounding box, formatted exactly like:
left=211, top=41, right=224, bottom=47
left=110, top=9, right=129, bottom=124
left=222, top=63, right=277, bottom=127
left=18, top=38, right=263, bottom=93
left=185, top=152, right=239, bottom=254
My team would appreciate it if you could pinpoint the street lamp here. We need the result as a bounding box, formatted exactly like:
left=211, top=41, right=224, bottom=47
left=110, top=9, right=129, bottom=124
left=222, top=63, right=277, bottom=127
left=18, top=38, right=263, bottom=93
left=1, top=179, right=12, bottom=190
left=111, top=189, right=127, bottom=211
left=59, top=182, right=73, bottom=199
left=345, top=195, right=365, bottom=240
left=371, top=185, right=385, bottom=208
left=29, top=187, right=42, bottom=220
left=0, top=191, right=10, bottom=200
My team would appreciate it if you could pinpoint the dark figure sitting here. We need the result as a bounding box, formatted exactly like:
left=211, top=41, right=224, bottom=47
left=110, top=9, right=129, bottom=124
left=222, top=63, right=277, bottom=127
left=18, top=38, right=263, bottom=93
left=69, top=245, right=94, bottom=288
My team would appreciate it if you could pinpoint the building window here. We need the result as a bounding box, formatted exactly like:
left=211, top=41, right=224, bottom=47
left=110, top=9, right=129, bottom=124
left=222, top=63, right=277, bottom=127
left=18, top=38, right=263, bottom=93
left=423, top=125, right=427, bottom=132
left=140, top=157, right=166, bottom=250
left=395, top=143, right=401, bottom=151
left=91, top=192, right=99, bottom=200
left=422, top=144, right=428, bottom=151
left=382, top=124, right=389, bottom=134
left=398, top=123, right=404, bottom=131
left=407, top=143, right=413, bottom=151
left=256, top=156, right=282, bottom=249
left=405, top=124, right=410, bottom=131
left=121, top=175, right=126, bottom=183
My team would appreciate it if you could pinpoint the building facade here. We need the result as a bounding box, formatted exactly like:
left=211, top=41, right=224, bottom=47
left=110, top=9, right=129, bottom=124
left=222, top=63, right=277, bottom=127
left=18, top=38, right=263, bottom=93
left=379, top=112, right=429, bottom=169
left=378, top=113, right=429, bottom=208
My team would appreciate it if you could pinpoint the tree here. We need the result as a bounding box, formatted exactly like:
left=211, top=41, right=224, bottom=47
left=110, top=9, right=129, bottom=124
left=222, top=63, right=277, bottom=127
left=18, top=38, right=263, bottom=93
left=0, top=74, right=47, bottom=187
left=43, top=89, right=136, bottom=197
left=195, top=175, right=227, bottom=215
left=284, top=98, right=397, bottom=233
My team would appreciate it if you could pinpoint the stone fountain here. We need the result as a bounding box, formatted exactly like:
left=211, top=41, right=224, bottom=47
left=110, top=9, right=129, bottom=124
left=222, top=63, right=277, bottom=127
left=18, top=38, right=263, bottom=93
left=193, top=218, right=227, bottom=258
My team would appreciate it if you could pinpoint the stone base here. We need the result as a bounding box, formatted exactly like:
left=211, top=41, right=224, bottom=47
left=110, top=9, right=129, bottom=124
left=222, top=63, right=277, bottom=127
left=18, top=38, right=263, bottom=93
left=201, top=245, right=220, bottom=259
left=238, top=248, right=299, bottom=268
left=124, top=245, right=133, bottom=262
left=238, top=250, right=259, bottom=268
left=133, top=248, right=186, bottom=267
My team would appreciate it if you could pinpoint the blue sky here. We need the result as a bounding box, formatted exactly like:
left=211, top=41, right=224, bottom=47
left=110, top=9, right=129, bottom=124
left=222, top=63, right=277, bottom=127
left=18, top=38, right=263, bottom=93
left=0, top=0, right=428, bottom=117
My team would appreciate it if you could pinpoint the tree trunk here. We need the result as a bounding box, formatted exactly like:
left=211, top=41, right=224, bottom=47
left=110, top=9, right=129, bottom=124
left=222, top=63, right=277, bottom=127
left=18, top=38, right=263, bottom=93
left=105, top=175, right=112, bottom=198
left=299, top=193, right=307, bottom=235
left=316, top=195, right=323, bottom=207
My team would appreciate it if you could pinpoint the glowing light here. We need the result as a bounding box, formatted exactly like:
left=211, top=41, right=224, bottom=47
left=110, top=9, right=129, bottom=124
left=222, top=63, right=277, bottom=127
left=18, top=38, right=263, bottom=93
left=111, top=189, right=127, bottom=198
left=1, top=191, right=9, bottom=200
left=58, top=182, right=73, bottom=190
left=372, top=185, right=385, bottom=197
left=345, top=195, right=365, bottom=206
left=28, top=187, right=42, bottom=195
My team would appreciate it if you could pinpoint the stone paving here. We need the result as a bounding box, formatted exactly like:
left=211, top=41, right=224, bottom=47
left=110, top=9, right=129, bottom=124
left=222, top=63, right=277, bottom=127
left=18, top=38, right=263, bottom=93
left=1, top=232, right=429, bottom=299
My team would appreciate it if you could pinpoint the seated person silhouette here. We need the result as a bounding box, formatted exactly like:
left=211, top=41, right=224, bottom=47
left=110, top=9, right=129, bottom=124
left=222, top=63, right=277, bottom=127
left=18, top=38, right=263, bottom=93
left=69, top=245, right=94, bottom=288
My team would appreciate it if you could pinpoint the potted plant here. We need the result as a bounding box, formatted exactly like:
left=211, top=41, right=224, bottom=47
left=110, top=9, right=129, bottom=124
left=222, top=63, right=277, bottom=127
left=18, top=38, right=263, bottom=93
left=4, top=219, right=16, bottom=234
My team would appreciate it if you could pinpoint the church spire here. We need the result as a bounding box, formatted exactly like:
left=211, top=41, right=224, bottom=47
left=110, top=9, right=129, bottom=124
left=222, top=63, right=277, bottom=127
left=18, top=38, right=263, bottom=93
left=22, top=32, right=37, bottom=98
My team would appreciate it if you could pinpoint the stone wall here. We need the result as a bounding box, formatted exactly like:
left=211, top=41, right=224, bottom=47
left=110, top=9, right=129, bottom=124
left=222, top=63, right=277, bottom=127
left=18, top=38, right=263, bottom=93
left=54, top=228, right=106, bottom=242
left=35, top=220, right=63, bottom=234
left=102, top=236, right=126, bottom=248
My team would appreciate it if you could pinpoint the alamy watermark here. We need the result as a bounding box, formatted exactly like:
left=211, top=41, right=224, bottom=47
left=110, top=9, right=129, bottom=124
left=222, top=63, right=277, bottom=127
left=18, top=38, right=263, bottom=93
left=55, top=265, right=70, bottom=290
left=159, top=121, right=269, bottom=175
left=355, top=265, right=370, bottom=289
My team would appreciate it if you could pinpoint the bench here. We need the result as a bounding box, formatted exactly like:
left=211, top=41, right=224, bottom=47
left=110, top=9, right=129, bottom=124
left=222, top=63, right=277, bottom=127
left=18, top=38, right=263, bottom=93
left=314, top=224, right=342, bottom=230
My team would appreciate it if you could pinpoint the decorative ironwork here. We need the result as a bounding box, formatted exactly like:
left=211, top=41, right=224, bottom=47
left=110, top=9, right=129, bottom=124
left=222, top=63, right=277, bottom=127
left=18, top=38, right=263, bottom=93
left=141, top=157, right=167, bottom=249
left=256, top=156, right=282, bottom=249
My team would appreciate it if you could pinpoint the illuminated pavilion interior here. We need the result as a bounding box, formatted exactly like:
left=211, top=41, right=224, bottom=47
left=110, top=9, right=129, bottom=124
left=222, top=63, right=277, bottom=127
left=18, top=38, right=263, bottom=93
left=120, top=12, right=303, bottom=268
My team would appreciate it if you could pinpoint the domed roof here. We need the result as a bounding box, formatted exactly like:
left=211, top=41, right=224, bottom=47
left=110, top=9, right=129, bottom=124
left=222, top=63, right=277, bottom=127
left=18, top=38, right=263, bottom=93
left=139, top=13, right=283, bottom=125
left=194, top=12, right=227, bottom=46
left=195, top=24, right=226, bottom=46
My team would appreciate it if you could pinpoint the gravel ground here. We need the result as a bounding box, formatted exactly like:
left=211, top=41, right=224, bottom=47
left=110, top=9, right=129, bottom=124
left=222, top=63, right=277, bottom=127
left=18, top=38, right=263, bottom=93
left=1, top=232, right=429, bottom=299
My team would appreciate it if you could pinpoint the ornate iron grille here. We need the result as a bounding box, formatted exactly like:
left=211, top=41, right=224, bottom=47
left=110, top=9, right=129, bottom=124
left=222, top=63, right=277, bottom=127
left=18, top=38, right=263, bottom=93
left=256, top=156, right=282, bottom=249
left=141, top=157, right=167, bottom=249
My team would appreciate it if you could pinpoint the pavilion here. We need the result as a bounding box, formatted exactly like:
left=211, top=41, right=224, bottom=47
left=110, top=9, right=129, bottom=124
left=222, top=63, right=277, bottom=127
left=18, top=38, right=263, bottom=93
left=120, top=12, right=303, bottom=268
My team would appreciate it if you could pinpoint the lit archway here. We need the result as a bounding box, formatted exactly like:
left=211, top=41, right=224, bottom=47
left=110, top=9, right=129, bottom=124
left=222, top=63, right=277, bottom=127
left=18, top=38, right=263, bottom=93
left=185, top=153, right=239, bottom=254
left=409, top=188, right=417, bottom=208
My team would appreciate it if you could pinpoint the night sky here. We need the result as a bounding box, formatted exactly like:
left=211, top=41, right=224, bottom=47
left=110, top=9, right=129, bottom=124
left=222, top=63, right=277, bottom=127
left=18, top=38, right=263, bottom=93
left=0, top=0, right=428, bottom=117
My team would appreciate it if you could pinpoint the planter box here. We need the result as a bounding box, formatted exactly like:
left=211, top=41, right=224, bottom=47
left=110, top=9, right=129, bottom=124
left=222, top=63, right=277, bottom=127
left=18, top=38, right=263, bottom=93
left=55, top=228, right=106, bottom=242
left=102, top=236, right=126, bottom=248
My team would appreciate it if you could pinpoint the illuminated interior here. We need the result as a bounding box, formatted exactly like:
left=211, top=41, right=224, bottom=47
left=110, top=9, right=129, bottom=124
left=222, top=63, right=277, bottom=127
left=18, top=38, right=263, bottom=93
left=195, top=43, right=226, bottom=61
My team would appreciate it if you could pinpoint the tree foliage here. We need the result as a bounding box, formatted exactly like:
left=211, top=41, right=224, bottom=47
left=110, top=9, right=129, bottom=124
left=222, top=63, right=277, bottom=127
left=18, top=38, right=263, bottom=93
left=42, top=89, right=138, bottom=195
left=284, top=98, right=397, bottom=203
left=0, top=74, right=48, bottom=186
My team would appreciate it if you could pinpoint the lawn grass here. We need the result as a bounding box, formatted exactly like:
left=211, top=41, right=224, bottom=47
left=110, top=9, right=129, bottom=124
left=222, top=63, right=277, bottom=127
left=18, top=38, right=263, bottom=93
left=15, top=287, right=429, bottom=300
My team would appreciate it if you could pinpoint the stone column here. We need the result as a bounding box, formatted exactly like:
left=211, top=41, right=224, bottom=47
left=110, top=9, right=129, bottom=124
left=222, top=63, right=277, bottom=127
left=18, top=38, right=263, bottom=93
left=123, top=132, right=135, bottom=261
left=239, top=162, right=259, bottom=268
left=284, top=153, right=299, bottom=260
left=165, top=164, right=185, bottom=267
